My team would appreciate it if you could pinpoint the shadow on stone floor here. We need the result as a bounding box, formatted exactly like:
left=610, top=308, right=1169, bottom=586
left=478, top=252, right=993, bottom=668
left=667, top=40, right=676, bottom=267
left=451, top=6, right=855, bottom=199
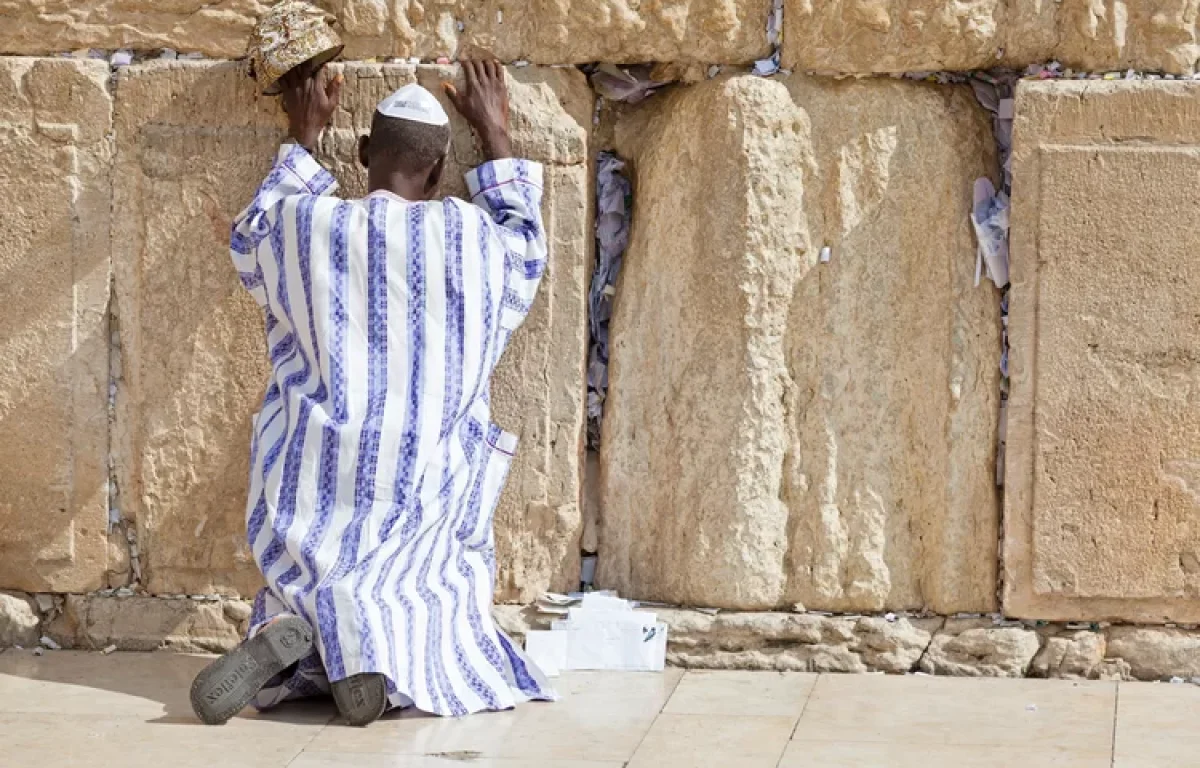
left=0, top=648, right=338, bottom=726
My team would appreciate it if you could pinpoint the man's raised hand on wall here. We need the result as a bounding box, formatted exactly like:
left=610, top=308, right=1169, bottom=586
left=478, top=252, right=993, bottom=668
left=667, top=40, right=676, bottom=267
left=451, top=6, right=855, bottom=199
left=444, top=57, right=513, bottom=161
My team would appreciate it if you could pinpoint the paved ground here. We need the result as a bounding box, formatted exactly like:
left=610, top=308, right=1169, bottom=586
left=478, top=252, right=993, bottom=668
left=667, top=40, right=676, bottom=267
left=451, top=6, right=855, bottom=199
left=0, top=648, right=1193, bottom=767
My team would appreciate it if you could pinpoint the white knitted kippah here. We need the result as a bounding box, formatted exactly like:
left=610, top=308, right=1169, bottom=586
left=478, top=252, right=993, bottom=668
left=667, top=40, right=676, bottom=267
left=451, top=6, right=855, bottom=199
left=375, top=83, right=449, bottom=126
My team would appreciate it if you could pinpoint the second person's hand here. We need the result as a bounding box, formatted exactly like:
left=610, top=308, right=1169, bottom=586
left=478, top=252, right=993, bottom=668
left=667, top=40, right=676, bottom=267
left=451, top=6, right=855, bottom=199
left=280, top=61, right=343, bottom=151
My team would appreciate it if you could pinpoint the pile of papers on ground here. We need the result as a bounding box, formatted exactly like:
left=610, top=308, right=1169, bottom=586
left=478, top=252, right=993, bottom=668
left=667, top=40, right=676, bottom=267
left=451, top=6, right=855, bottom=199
left=524, top=592, right=667, bottom=676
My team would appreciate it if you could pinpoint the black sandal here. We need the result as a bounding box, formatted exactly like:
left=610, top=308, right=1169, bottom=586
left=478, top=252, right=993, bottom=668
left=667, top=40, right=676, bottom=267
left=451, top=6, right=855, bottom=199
left=189, top=615, right=314, bottom=725
left=331, top=673, right=388, bottom=726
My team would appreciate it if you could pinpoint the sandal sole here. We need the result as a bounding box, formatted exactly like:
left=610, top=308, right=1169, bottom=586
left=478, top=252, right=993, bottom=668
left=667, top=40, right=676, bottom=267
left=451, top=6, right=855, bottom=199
left=189, top=615, right=314, bottom=725
left=331, top=673, right=388, bottom=727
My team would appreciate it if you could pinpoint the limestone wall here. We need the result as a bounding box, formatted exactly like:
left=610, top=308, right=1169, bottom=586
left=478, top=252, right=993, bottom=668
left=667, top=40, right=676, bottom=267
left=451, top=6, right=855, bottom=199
left=8, top=1, right=1200, bottom=73
left=3, top=1, right=1200, bottom=681
left=0, top=56, right=591, bottom=606
left=108, top=60, right=590, bottom=603
left=0, top=58, right=112, bottom=593
left=785, top=0, right=1200, bottom=75
left=1005, top=79, right=1200, bottom=624
left=599, top=74, right=1000, bottom=614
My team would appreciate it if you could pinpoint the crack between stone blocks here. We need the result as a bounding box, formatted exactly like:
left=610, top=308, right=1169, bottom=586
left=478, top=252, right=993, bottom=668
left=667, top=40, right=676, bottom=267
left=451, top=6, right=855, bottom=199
left=1109, top=681, right=1120, bottom=767
left=283, top=717, right=338, bottom=765
left=787, top=673, right=820, bottom=743
left=911, top=616, right=945, bottom=673
left=99, top=68, right=140, bottom=591
left=626, top=665, right=685, bottom=763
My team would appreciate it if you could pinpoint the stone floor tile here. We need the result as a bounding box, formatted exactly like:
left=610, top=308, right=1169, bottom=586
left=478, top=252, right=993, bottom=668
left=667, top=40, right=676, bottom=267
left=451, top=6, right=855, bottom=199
left=305, top=670, right=682, bottom=762
left=293, top=754, right=622, bottom=768
left=0, top=650, right=206, bottom=719
left=779, top=741, right=1113, bottom=767
left=792, top=674, right=1116, bottom=750
left=0, top=650, right=336, bottom=725
left=663, top=670, right=817, bottom=717
left=626, top=713, right=796, bottom=768
left=1114, top=681, right=1200, bottom=767
left=0, top=711, right=328, bottom=768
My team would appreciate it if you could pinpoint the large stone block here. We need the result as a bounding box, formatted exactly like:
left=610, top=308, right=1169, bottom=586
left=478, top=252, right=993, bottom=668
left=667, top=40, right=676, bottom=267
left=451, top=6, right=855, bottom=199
left=46, top=594, right=246, bottom=652
left=1004, top=0, right=1200, bottom=76
left=783, top=0, right=1005, bottom=74
left=0, top=1, right=272, bottom=59
left=0, top=58, right=111, bottom=593
left=918, top=619, right=1041, bottom=677
left=662, top=611, right=938, bottom=673
left=600, top=74, right=1000, bottom=612
left=113, top=61, right=589, bottom=600
left=0, top=591, right=41, bottom=648
left=1004, top=80, right=1200, bottom=623
left=327, top=0, right=771, bottom=64
left=489, top=164, right=590, bottom=602
left=113, top=61, right=283, bottom=598
left=0, top=0, right=771, bottom=65
left=784, top=0, right=1200, bottom=75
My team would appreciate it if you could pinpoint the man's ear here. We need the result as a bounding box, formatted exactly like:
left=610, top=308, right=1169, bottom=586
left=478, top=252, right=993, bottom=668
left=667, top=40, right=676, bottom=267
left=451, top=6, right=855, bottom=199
left=424, top=154, right=446, bottom=198
left=357, top=135, right=369, bottom=168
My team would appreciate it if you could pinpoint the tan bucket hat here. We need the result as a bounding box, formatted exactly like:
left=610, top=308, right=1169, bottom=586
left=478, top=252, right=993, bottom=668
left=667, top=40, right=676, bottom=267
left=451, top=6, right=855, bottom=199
left=247, top=1, right=344, bottom=95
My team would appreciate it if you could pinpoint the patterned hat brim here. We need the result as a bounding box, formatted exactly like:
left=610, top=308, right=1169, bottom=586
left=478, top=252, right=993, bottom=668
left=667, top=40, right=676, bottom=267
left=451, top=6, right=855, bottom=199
left=260, top=43, right=344, bottom=95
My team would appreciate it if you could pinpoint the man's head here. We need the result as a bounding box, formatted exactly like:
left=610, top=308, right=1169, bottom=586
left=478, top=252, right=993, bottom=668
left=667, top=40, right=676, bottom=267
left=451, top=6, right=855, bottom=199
left=357, top=83, right=451, bottom=200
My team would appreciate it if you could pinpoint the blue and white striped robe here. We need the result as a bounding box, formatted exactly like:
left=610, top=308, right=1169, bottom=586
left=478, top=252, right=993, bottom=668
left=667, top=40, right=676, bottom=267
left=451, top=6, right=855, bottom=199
left=229, top=143, right=556, bottom=716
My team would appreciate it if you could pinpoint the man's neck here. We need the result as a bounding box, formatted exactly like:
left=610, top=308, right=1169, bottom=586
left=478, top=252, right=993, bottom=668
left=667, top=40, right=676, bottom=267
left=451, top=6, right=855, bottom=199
left=367, top=171, right=429, bottom=201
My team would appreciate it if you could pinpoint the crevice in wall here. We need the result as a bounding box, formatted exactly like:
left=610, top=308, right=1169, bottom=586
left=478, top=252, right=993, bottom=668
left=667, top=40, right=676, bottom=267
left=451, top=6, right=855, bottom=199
left=575, top=0, right=785, bottom=588
left=103, top=216, right=140, bottom=591
left=96, top=66, right=140, bottom=592
left=577, top=150, right=632, bottom=591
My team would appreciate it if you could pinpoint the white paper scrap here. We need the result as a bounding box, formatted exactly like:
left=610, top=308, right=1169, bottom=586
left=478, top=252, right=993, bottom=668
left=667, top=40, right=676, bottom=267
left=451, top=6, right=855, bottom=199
left=524, top=593, right=667, bottom=673
left=524, top=630, right=567, bottom=677
left=565, top=620, right=667, bottom=672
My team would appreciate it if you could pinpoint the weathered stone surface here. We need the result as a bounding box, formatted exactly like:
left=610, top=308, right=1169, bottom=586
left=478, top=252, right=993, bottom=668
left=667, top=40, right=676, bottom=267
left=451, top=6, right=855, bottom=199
left=1030, top=630, right=1107, bottom=679
left=112, top=61, right=283, bottom=598
left=1005, top=0, right=1200, bottom=76
left=919, top=619, right=1041, bottom=677
left=113, top=61, right=588, bottom=600
left=783, top=0, right=1004, bottom=73
left=490, top=163, right=589, bottom=602
left=335, top=0, right=771, bottom=64
left=1004, top=80, right=1200, bottom=624
left=0, top=0, right=770, bottom=64
left=0, top=591, right=40, bottom=647
left=46, top=594, right=245, bottom=652
left=222, top=598, right=252, bottom=623
left=662, top=610, right=937, bottom=673
left=0, top=58, right=112, bottom=593
left=1106, top=626, right=1200, bottom=681
left=601, top=74, right=999, bottom=613
left=784, top=0, right=1200, bottom=75
left=0, top=2, right=271, bottom=58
